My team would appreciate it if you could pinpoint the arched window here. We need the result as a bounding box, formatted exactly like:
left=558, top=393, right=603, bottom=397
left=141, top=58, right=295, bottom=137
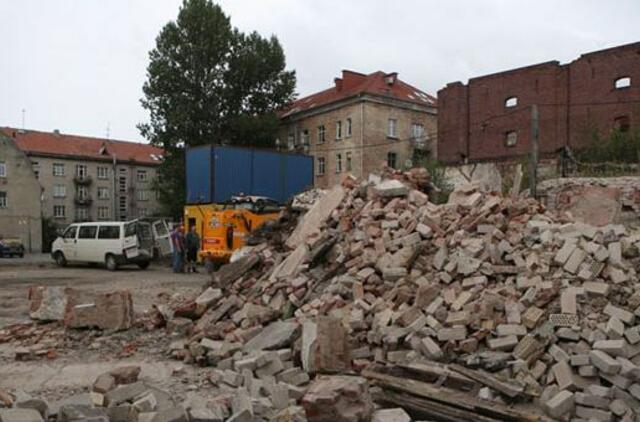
left=505, top=97, right=518, bottom=108
left=615, top=77, right=631, bottom=89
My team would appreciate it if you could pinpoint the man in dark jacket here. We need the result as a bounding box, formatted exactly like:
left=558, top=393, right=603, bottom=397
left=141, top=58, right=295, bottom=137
left=185, top=225, right=200, bottom=273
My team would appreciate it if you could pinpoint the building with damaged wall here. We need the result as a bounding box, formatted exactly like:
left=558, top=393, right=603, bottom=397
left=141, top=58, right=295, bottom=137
left=438, top=42, right=640, bottom=164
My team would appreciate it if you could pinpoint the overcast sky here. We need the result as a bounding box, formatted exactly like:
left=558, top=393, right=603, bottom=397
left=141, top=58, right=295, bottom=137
left=1, top=0, right=638, bottom=142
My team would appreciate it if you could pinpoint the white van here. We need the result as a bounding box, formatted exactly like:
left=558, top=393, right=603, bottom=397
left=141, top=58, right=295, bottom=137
left=51, top=220, right=165, bottom=270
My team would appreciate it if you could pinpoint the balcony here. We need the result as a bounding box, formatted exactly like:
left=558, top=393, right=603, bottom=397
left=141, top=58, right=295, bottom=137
left=74, top=175, right=93, bottom=186
left=74, top=196, right=93, bottom=206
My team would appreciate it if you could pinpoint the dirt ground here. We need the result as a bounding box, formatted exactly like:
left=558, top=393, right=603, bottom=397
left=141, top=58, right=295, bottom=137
left=0, top=261, right=216, bottom=402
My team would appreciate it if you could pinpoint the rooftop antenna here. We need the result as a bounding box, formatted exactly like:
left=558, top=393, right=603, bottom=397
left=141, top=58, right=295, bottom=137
left=106, top=121, right=111, bottom=140
left=21, top=109, right=26, bottom=132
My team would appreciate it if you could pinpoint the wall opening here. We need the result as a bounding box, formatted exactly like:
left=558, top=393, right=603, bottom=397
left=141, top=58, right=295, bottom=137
left=505, top=97, right=518, bottom=108
left=505, top=131, right=518, bottom=147
left=615, top=77, right=631, bottom=89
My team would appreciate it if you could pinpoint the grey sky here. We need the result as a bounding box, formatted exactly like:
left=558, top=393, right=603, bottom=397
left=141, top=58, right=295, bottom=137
left=1, top=0, right=638, bottom=142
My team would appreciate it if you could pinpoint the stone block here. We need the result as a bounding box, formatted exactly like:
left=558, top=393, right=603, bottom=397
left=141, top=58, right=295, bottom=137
left=552, top=360, right=576, bottom=391
left=544, top=390, right=574, bottom=419
left=590, top=350, right=621, bottom=375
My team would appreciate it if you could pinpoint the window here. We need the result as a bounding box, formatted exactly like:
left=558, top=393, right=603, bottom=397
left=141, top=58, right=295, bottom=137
left=388, top=119, right=398, bottom=138
left=505, top=97, right=518, bottom=108
left=287, top=133, right=295, bottom=149
left=78, top=225, right=97, bottom=239
left=98, top=186, right=109, bottom=199
left=346, top=118, right=352, bottom=138
left=505, top=131, right=518, bottom=147
left=411, top=124, right=425, bottom=139
left=53, top=185, right=67, bottom=198
left=137, top=190, right=149, bottom=201
left=615, top=116, right=631, bottom=133
left=32, top=162, right=39, bottom=179
left=346, top=152, right=352, bottom=172
left=137, top=170, right=148, bottom=182
left=336, top=120, right=343, bottom=140
left=336, top=153, right=343, bottom=173
left=138, top=208, right=148, bottom=217
left=53, top=205, right=66, bottom=218
left=0, top=161, right=6, bottom=178
left=76, top=208, right=89, bottom=221
left=53, top=163, right=65, bottom=176
left=317, top=157, right=325, bottom=176
left=615, top=77, right=631, bottom=89
left=302, top=130, right=310, bottom=146
left=317, top=125, right=326, bottom=144
left=0, top=191, right=6, bottom=208
left=97, top=187, right=110, bottom=199
left=387, top=152, right=397, bottom=169
left=77, top=186, right=88, bottom=200
left=98, top=207, right=111, bottom=220
left=63, top=226, right=77, bottom=239
left=97, top=166, right=109, bottom=180
left=75, top=164, right=87, bottom=179
left=98, top=225, right=120, bottom=239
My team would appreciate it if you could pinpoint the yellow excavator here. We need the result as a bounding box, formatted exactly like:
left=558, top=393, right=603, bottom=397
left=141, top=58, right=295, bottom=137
left=184, top=196, right=281, bottom=272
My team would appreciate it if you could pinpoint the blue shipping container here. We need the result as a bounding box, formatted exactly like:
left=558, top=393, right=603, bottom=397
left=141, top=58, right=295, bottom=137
left=186, top=145, right=314, bottom=204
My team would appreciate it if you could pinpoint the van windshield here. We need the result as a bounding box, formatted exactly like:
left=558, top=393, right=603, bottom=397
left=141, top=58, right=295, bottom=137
left=125, top=222, right=137, bottom=238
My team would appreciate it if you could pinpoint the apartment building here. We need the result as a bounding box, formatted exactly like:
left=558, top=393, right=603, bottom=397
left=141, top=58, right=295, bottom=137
left=438, top=42, right=640, bottom=164
left=0, top=127, right=163, bottom=232
left=279, top=70, right=437, bottom=188
left=0, top=132, right=42, bottom=252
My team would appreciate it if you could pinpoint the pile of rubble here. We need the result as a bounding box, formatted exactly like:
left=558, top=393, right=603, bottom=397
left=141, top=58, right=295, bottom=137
left=147, top=172, right=640, bottom=421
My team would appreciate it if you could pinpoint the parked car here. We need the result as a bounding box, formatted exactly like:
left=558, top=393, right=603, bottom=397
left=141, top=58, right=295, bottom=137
left=0, top=238, right=25, bottom=258
left=50, top=220, right=170, bottom=270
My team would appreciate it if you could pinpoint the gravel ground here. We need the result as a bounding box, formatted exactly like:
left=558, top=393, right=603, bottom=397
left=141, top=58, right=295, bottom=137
left=0, top=262, right=213, bottom=400
left=0, top=262, right=207, bottom=327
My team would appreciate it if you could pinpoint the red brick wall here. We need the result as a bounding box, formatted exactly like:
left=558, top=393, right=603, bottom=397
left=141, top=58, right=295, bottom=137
left=438, top=42, right=640, bottom=164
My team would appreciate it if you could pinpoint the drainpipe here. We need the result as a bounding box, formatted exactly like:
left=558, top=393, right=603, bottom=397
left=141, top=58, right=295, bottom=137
left=360, top=98, right=365, bottom=178
left=112, top=153, right=117, bottom=220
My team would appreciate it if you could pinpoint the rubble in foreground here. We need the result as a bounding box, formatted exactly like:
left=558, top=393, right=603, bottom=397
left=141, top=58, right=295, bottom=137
left=152, top=172, right=640, bottom=421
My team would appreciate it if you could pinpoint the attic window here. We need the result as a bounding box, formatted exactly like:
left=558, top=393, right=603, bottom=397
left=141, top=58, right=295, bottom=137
left=505, top=131, right=518, bottom=147
left=505, top=97, right=518, bottom=108
left=615, top=77, right=631, bottom=89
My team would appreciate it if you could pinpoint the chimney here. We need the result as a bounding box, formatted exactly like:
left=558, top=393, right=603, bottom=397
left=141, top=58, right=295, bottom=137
left=334, top=78, right=343, bottom=91
left=53, top=129, right=60, bottom=136
left=384, top=72, right=398, bottom=86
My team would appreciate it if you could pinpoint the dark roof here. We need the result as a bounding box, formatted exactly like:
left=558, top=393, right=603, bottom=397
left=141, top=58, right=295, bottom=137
left=1, top=127, right=163, bottom=165
left=281, top=70, right=436, bottom=117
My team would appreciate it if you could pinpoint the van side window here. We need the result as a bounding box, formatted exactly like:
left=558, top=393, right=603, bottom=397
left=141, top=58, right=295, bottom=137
left=63, top=226, right=77, bottom=239
left=98, top=226, right=120, bottom=240
left=78, top=226, right=98, bottom=239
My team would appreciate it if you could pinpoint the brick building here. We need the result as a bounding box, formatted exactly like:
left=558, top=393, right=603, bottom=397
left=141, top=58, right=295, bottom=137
left=438, top=42, right=640, bottom=164
left=280, top=70, right=437, bottom=188
left=0, top=128, right=164, bottom=243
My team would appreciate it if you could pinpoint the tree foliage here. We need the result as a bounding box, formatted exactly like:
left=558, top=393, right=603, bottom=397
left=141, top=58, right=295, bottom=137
left=139, top=0, right=296, bottom=218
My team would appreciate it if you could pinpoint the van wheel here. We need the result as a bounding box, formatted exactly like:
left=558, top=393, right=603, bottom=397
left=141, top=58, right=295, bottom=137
left=137, top=261, right=150, bottom=270
left=105, top=254, right=118, bottom=271
left=54, top=252, right=67, bottom=267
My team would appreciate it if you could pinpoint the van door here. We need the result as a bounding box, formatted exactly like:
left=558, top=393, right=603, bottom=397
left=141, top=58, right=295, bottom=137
left=152, top=219, right=173, bottom=257
left=123, top=221, right=139, bottom=260
left=97, top=225, right=122, bottom=261
left=60, top=225, right=79, bottom=261
left=76, top=225, right=99, bottom=262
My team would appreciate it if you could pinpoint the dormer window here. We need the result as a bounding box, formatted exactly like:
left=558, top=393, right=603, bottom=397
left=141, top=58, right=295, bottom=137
left=615, top=77, right=631, bottom=89
left=505, top=97, right=518, bottom=108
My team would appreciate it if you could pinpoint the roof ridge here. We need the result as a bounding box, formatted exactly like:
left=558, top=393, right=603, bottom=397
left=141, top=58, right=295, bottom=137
left=1, top=126, right=151, bottom=146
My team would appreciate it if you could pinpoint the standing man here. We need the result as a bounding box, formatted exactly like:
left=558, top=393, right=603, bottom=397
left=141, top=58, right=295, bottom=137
left=170, top=224, right=185, bottom=273
left=185, top=225, right=200, bottom=273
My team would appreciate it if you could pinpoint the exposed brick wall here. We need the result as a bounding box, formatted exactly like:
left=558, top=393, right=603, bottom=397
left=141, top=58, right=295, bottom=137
left=438, top=42, right=640, bottom=164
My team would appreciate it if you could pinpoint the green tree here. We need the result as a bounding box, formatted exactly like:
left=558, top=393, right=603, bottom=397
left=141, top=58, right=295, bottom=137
left=139, top=0, right=296, bottom=218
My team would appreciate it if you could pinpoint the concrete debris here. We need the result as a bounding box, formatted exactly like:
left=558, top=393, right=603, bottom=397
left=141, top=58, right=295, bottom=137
left=7, top=173, right=640, bottom=421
